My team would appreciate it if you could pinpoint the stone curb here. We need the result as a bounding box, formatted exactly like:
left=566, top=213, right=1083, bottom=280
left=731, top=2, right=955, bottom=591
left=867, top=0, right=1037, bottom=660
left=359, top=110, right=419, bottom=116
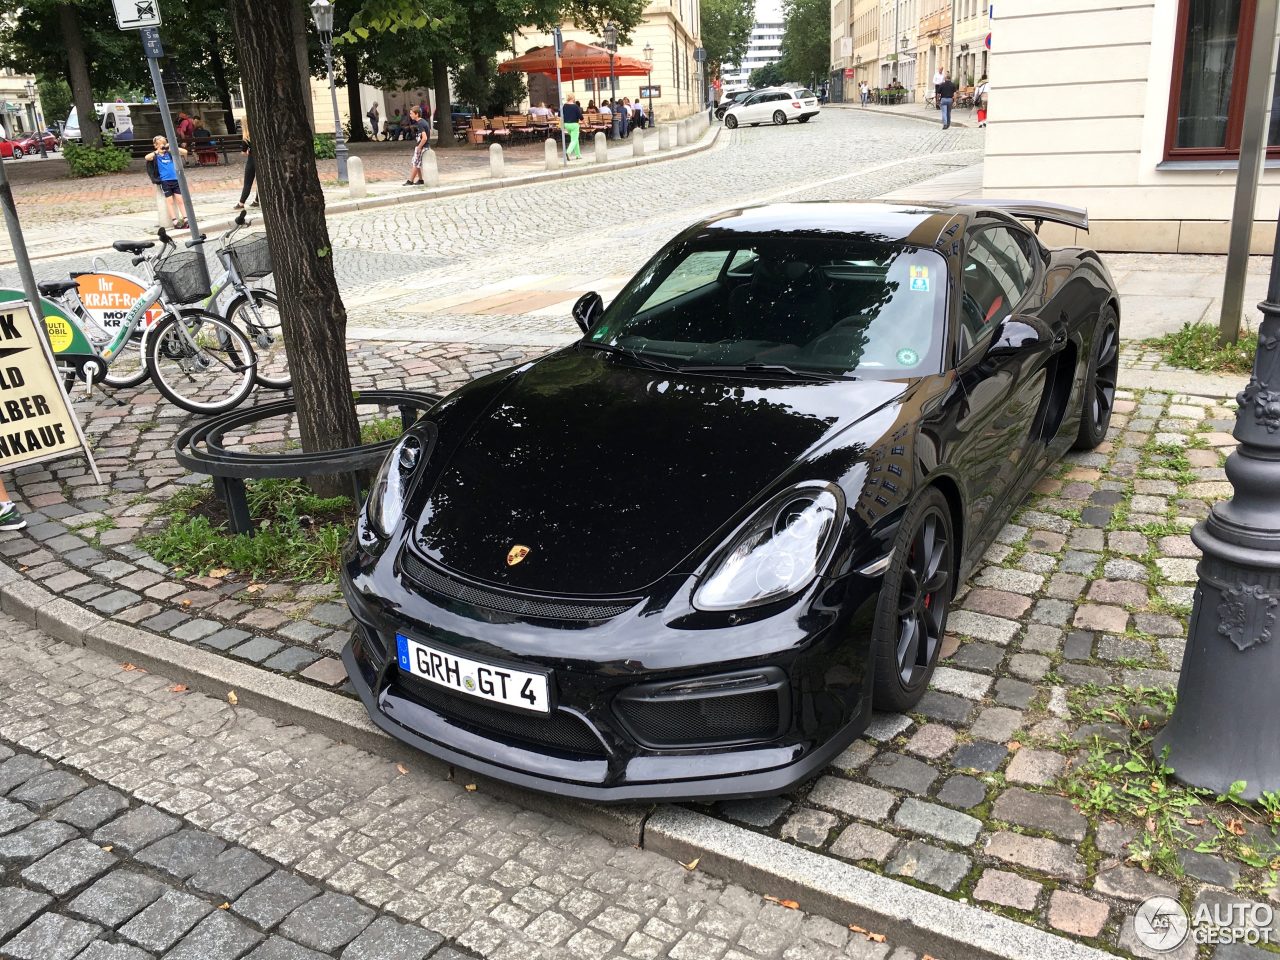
left=14, top=124, right=723, bottom=268
left=644, top=806, right=1113, bottom=960
left=0, top=572, right=649, bottom=852
left=826, top=101, right=973, bottom=128
left=7, top=560, right=1117, bottom=960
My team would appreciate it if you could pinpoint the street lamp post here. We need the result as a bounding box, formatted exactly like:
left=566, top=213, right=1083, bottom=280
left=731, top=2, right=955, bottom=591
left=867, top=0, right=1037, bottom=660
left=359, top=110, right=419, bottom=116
left=642, top=43, right=654, bottom=122
left=310, top=0, right=349, bottom=183
left=23, top=82, right=45, bottom=159
left=603, top=23, right=619, bottom=138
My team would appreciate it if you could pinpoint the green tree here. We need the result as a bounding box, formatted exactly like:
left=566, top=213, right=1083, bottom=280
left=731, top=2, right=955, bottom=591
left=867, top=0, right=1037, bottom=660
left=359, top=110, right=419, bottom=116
left=777, top=0, right=828, bottom=90
left=36, top=77, right=71, bottom=128
left=700, top=0, right=754, bottom=82
left=748, top=62, right=784, bottom=88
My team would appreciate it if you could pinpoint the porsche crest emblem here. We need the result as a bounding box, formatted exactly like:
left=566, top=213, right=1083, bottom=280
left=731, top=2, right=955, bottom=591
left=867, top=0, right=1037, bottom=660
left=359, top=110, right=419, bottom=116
left=506, top=544, right=531, bottom=566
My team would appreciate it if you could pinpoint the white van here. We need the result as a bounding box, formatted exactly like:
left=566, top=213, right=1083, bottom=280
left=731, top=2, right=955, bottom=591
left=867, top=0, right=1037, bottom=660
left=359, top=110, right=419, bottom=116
left=63, top=103, right=134, bottom=142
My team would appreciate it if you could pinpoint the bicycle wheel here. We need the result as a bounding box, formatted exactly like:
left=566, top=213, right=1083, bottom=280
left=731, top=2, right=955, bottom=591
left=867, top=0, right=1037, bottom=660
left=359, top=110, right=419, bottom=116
left=100, top=338, right=149, bottom=389
left=145, top=310, right=257, bottom=414
left=226, top=291, right=290, bottom=390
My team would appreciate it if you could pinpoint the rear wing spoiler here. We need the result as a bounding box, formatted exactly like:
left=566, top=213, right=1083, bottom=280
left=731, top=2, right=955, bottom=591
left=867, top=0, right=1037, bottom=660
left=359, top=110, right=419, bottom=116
left=968, top=199, right=1090, bottom=234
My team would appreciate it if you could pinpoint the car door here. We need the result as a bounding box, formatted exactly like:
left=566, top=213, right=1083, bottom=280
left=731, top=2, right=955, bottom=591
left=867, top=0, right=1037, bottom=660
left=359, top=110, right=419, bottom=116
left=948, top=222, right=1045, bottom=556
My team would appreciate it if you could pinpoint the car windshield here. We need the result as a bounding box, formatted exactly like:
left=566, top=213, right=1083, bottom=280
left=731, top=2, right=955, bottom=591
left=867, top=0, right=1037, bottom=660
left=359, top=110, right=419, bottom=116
left=587, top=235, right=946, bottom=379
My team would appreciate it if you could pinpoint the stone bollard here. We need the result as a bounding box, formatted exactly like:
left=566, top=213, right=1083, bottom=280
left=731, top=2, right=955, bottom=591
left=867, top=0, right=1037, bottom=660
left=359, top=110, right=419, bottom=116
left=544, top=137, right=559, bottom=171
left=632, top=131, right=645, bottom=158
left=594, top=132, right=608, bottom=164
left=347, top=156, right=367, bottom=199
left=659, top=125, right=674, bottom=150
left=422, top=150, right=440, bottom=187
left=489, top=142, right=504, bottom=178
left=676, top=120, right=688, bottom=146
left=154, top=186, right=170, bottom=229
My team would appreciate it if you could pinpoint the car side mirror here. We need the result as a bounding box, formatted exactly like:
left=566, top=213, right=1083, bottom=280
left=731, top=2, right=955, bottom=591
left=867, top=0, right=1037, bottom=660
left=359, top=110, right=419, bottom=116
left=572, top=291, right=603, bottom=335
left=986, top=315, right=1051, bottom=358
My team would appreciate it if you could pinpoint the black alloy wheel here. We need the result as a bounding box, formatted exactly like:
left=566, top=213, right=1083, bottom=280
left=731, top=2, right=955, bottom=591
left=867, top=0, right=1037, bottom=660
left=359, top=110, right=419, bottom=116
left=772, top=110, right=787, bottom=125
left=872, top=487, right=954, bottom=711
left=1073, top=304, right=1120, bottom=450
left=724, top=114, right=739, bottom=129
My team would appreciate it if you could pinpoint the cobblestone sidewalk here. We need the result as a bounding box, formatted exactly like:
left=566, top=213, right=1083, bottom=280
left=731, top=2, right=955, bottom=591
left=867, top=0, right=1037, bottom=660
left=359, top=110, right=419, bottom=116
left=0, top=613, right=923, bottom=960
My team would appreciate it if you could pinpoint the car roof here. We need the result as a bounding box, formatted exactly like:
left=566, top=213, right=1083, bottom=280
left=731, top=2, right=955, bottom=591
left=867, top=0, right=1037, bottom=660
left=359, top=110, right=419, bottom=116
left=689, top=201, right=989, bottom=253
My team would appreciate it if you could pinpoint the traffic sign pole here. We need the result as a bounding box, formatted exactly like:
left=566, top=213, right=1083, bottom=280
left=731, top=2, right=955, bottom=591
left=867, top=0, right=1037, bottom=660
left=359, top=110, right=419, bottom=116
left=140, top=28, right=201, bottom=248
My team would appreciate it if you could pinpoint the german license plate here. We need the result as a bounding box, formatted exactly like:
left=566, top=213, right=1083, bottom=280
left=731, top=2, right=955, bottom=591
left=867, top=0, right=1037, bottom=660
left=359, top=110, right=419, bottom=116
left=396, top=634, right=550, bottom=714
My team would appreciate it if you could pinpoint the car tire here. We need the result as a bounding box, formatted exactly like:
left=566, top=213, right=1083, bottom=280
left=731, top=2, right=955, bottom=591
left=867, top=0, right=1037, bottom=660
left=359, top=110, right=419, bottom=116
left=12, top=148, right=22, bottom=159
left=724, top=114, right=738, bottom=129
left=871, top=486, right=955, bottom=713
left=798, top=116, right=811, bottom=123
left=1073, top=303, right=1120, bottom=450
left=773, top=110, right=787, bottom=125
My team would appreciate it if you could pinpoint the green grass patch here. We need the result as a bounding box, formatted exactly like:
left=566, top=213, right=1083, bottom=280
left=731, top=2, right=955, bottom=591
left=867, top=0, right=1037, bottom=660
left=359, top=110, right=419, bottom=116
left=360, top=417, right=403, bottom=444
left=139, top=479, right=354, bottom=583
left=1142, top=322, right=1258, bottom=375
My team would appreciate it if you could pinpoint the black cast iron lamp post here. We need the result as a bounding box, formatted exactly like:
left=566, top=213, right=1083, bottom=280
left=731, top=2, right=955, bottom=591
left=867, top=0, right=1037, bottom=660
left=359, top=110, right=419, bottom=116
left=1154, top=210, right=1280, bottom=799
left=310, top=0, right=349, bottom=183
left=23, top=82, right=45, bottom=159
left=643, top=43, right=654, bottom=121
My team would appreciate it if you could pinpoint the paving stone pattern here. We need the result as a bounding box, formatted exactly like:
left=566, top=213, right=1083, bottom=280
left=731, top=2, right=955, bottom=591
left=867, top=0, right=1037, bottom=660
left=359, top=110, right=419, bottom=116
left=706, top=388, right=1280, bottom=957
left=0, top=614, right=921, bottom=960
left=0, top=739, right=448, bottom=960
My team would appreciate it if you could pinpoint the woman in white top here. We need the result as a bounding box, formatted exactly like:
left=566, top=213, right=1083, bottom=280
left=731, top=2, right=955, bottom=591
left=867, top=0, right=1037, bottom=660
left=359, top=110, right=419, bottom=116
left=975, top=75, right=989, bottom=127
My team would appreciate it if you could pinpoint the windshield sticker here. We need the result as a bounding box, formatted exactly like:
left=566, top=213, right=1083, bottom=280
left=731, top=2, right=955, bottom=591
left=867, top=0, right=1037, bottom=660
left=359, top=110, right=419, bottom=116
left=909, top=265, right=930, bottom=292
left=896, top=347, right=920, bottom=366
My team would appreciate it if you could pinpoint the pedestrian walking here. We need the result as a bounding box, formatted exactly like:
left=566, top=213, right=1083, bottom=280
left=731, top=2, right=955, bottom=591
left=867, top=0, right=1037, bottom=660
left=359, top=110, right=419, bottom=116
left=367, top=102, right=380, bottom=140
left=561, top=93, right=582, bottom=160
left=403, top=106, right=431, bottom=185
left=859, top=80, right=869, bottom=107
left=234, top=116, right=256, bottom=211
left=145, top=135, right=188, bottom=228
left=975, top=74, right=989, bottom=128
left=936, top=74, right=957, bottom=129
left=931, top=67, right=945, bottom=109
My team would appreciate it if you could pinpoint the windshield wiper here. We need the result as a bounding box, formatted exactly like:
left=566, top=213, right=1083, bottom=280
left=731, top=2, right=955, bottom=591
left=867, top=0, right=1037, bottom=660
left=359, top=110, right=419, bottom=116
left=582, top=342, right=683, bottom=372
left=676, top=363, right=854, bottom=381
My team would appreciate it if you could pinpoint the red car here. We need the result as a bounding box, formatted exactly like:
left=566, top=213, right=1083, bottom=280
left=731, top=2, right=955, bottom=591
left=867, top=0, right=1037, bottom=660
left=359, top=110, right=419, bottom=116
left=14, top=131, right=57, bottom=155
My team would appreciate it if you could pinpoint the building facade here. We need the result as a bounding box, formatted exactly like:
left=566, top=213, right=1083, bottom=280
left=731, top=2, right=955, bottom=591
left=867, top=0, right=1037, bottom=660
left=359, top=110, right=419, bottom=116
left=983, top=0, right=1280, bottom=253
left=880, top=0, right=918, bottom=90
left=912, top=0, right=951, bottom=101
left=510, top=0, right=705, bottom=121
left=951, top=0, right=988, bottom=89
left=725, top=2, right=785, bottom=94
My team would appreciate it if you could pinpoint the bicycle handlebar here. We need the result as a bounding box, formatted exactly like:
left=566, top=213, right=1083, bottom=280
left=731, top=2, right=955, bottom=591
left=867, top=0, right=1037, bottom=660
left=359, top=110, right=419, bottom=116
left=185, top=235, right=207, bottom=249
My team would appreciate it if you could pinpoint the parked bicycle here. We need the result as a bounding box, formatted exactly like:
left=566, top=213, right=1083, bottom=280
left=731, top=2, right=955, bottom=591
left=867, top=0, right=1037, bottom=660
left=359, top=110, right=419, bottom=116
left=37, top=235, right=258, bottom=414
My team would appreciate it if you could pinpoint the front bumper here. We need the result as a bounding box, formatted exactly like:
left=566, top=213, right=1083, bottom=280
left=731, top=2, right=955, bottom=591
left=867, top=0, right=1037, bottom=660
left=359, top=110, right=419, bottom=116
left=340, top=542, right=880, bottom=802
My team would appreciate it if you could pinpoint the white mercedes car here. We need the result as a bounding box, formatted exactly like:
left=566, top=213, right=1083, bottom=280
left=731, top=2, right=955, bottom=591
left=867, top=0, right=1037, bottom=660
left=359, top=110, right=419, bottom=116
left=722, top=87, right=821, bottom=128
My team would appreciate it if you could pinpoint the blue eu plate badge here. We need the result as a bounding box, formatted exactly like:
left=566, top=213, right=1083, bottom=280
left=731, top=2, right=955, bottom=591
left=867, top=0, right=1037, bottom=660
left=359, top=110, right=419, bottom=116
left=396, top=635, right=411, bottom=670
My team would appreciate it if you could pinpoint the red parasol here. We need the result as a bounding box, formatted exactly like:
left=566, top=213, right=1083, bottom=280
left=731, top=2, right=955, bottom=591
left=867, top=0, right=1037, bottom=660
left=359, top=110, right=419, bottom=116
left=499, top=40, right=652, bottom=82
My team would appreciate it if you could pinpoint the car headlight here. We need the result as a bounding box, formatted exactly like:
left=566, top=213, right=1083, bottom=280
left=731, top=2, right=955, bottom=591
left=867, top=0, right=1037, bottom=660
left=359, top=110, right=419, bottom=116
left=365, top=434, right=424, bottom=539
left=693, top=484, right=843, bottom=611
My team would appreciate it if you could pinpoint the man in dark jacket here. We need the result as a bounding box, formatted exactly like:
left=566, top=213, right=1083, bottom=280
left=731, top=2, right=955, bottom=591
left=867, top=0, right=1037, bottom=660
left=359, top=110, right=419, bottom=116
left=936, top=74, right=957, bottom=129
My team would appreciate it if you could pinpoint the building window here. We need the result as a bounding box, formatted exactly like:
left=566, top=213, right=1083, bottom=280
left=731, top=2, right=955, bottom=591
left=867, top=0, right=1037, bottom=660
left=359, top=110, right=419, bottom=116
left=1166, top=0, right=1280, bottom=159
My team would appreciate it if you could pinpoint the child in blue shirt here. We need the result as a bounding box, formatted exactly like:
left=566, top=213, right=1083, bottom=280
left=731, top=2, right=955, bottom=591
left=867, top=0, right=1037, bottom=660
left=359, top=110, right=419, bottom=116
left=145, top=135, right=189, bottom=228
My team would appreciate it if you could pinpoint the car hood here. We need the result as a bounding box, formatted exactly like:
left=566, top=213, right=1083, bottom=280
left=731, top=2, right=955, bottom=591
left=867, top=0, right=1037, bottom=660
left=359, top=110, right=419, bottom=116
left=412, top=350, right=905, bottom=595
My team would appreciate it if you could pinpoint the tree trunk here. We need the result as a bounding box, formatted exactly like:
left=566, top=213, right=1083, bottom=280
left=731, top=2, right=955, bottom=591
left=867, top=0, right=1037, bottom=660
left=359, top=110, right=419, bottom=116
left=432, top=56, right=454, bottom=148
left=290, top=0, right=315, bottom=131
left=343, top=46, right=367, bottom=142
left=59, top=4, right=100, bottom=146
left=206, top=29, right=238, bottom=135
left=228, top=0, right=360, bottom=494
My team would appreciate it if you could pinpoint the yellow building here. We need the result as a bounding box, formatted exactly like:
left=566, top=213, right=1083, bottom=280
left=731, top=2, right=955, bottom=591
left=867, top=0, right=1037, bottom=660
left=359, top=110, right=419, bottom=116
left=951, top=0, right=988, bottom=88
left=509, top=1, right=705, bottom=122
left=983, top=0, right=1280, bottom=253
left=879, top=0, right=918, bottom=91
left=830, top=0, right=852, bottom=99
left=853, top=0, right=881, bottom=88
left=913, top=0, right=950, bottom=101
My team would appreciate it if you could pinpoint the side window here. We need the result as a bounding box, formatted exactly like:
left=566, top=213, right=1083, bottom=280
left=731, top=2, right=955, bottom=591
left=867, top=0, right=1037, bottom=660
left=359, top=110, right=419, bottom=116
left=960, top=227, right=1035, bottom=353
left=635, top=250, right=730, bottom=312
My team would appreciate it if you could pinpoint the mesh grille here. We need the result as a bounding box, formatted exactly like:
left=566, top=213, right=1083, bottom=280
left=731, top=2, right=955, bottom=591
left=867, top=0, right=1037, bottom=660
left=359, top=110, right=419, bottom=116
left=400, top=551, right=638, bottom=621
left=397, top=673, right=606, bottom=757
left=617, top=690, right=781, bottom=747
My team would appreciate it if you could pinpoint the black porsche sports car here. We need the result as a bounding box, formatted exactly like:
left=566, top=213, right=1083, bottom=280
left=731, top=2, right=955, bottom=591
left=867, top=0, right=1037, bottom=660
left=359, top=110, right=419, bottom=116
left=341, top=200, right=1120, bottom=802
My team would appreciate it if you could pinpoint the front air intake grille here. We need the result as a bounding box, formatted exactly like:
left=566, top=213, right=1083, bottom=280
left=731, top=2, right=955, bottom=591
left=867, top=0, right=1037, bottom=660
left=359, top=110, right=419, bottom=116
left=400, top=551, right=638, bottom=621
left=614, top=670, right=788, bottom=749
left=397, top=673, right=607, bottom=757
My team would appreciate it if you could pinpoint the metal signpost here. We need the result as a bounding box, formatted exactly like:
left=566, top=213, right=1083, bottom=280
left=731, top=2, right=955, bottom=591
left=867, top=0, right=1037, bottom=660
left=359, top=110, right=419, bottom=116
left=553, top=27, right=567, bottom=166
left=138, top=28, right=202, bottom=258
left=695, top=47, right=710, bottom=122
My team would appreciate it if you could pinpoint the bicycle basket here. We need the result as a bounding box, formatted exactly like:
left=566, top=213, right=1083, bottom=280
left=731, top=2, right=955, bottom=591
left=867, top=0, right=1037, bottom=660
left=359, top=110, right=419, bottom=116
left=227, top=234, right=273, bottom=280
left=155, top=250, right=212, bottom=304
